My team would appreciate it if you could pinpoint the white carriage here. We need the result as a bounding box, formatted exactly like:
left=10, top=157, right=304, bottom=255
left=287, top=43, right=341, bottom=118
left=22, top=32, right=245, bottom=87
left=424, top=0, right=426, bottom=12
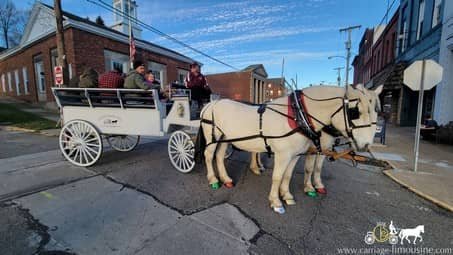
left=52, top=87, right=203, bottom=173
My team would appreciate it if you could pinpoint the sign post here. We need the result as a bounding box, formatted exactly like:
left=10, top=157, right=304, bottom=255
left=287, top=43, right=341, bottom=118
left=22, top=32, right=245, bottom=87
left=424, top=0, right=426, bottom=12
left=54, top=66, right=63, bottom=87
left=403, top=59, right=443, bottom=172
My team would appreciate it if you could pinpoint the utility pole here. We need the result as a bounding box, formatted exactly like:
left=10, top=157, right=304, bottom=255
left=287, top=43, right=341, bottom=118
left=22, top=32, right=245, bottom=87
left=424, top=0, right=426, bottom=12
left=333, top=67, right=344, bottom=86
left=54, top=0, right=69, bottom=85
left=339, top=25, right=361, bottom=90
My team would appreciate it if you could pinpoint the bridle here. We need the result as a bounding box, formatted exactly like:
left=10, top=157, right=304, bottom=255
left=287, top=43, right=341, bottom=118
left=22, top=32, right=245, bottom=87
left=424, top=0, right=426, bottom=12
left=296, top=89, right=379, bottom=150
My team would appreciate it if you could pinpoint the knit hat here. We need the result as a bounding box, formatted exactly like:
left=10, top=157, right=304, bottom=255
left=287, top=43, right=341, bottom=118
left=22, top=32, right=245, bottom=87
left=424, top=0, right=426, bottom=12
left=133, top=60, right=145, bottom=69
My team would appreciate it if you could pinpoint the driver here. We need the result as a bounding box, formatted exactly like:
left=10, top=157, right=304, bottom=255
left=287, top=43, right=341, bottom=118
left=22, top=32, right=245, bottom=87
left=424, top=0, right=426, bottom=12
left=184, top=62, right=211, bottom=108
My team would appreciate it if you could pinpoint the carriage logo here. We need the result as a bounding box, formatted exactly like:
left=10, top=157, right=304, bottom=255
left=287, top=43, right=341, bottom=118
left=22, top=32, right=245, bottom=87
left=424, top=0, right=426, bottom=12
left=100, top=116, right=121, bottom=127
left=177, top=103, right=185, bottom=118
left=364, top=221, right=424, bottom=245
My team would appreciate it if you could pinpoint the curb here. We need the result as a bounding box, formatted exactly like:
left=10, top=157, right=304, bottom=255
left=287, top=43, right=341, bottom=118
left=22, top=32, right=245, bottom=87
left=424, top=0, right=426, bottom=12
left=370, top=148, right=453, bottom=212
left=383, top=170, right=453, bottom=212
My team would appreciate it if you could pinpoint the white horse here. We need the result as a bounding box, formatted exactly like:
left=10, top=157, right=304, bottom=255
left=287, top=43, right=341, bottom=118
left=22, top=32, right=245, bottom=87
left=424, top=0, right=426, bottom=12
left=200, top=85, right=379, bottom=214
left=301, top=84, right=382, bottom=196
left=399, top=225, right=424, bottom=244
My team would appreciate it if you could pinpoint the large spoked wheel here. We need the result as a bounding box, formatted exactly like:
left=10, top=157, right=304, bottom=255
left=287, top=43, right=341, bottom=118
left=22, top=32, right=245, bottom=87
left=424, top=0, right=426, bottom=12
left=59, top=120, right=102, bottom=167
left=106, top=135, right=140, bottom=152
left=168, top=130, right=195, bottom=173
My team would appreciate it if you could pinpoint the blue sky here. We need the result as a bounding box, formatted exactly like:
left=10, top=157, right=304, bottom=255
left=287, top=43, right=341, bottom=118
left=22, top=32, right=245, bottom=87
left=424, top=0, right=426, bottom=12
left=16, top=0, right=398, bottom=87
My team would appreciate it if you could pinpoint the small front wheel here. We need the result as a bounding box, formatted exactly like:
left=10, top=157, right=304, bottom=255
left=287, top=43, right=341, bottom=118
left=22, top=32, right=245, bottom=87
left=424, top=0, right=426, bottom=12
left=168, top=131, right=195, bottom=173
left=106, top=135, right=140, bottom=152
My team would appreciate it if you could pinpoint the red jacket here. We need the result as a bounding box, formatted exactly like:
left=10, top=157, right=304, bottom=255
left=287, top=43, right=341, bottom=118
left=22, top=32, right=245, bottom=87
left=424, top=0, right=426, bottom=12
left=99, top=70, right=124, bottom=89
left=185, top=72, right=207, bottom=89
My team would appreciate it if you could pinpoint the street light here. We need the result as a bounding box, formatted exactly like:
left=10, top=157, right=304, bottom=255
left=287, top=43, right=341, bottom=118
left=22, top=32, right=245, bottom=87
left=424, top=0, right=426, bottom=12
left=333, top=67, right=344, bottom=86
left=328, top=55, right=346, bottom=60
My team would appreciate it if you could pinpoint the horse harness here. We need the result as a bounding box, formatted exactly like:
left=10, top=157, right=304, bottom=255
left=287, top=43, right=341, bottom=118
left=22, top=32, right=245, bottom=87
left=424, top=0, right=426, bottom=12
left=200, top=89, right=376, bottom=155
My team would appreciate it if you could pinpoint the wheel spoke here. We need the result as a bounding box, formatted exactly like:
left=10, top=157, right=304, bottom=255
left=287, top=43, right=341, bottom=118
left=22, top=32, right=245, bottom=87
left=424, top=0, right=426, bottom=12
left=81, top=148, right=88, bottom=164
left=85, top=145, right=99, bottom=154
left=84, top=148, right=95, bottom=161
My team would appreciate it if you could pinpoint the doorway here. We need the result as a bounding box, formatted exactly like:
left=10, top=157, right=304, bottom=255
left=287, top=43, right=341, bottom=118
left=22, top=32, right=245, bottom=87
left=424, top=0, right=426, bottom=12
left=34, top=55, right=46, bottom=102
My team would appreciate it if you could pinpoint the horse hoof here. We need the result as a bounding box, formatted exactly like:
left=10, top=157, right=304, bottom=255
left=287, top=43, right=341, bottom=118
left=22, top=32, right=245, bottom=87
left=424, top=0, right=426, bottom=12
left=250, top=168, right=261, bottom=175
left=285, top=199, right=296, bottom=205
left=224, top=181, right=234, bottom=188
left=272, top=206, right=286, bottom=214
left=316, top=188, right=327, bottom=195
left=210, top=182, right=220, bottom=190
left=306, top=191, right=317, bottom=197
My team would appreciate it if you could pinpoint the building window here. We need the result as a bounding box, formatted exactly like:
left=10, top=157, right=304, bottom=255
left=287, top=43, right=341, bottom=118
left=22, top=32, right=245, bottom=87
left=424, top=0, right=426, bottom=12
left=22, top=67, right=29, bottom=94
left=432, top=0, right=442, bottom=28
left=14, top=70, right=20, bottom=95
left=114, top=1, right=121, bottom=22
left=7, top=72, right=12, bottom=92
left=399, top=5, right=408, bottom=54
left=148, top=61, right=167, bottom=86
left=417, top=0, right=425, bottom=40
left=104, top=49, right=129, bottom=74
left=1, top=74, right=5, bottom=92
left=177, top=68, right=188, bottom=85
left=113, top=61, right=124, bottom=73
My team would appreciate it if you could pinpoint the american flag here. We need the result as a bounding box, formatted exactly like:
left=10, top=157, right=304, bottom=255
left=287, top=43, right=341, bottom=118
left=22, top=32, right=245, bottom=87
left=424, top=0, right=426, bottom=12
left=129, top=30, right=136, bottom=63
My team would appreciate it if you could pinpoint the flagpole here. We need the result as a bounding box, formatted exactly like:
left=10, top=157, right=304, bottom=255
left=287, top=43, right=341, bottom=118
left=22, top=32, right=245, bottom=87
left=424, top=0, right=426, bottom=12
left=128, top=0, right=133, bottom=69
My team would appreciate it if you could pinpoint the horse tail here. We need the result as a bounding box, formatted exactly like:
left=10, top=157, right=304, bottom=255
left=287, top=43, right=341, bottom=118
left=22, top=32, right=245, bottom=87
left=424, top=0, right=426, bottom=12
left=195, top=101, right=215, bottom=163
left=194, top=124, right=206, bottom=163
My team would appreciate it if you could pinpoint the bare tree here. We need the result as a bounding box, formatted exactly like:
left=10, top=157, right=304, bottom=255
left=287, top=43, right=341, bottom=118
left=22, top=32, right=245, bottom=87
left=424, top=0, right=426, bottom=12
left=0, top=0, right=29, bottom=48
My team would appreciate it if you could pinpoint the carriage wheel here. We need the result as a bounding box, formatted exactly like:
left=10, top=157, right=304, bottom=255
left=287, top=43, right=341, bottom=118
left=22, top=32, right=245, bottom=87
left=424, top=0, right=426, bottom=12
left=168, top=130, right=195, bottom=173
left=106, top=135, right=140, bottom=152
left=59, top=120, right=102, bottom=167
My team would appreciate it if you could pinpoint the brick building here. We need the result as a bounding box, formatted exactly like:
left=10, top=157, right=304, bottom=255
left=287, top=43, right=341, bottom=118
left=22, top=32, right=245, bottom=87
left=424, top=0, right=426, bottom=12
left=369, top=10, right=401, bottom=124
left=352, top=28, right=375, bottom=86
left=265, top=78, right=286, bottom=101
left=207, top=64, right=270, bottom=103
left=0, top=1, right=194, bottom=103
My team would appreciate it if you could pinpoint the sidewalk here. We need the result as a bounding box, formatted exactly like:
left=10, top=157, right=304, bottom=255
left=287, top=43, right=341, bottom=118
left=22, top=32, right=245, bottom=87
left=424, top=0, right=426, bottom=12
left=0, top=98, right=60, bottom=122
left=371, top=126, right=453, bottom=211
left=0, top=98, right=60, bottom=136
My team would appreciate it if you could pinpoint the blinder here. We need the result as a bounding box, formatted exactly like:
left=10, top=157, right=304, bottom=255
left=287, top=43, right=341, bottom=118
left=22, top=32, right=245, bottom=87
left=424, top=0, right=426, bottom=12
left=348, top=106, right=360, bottom=120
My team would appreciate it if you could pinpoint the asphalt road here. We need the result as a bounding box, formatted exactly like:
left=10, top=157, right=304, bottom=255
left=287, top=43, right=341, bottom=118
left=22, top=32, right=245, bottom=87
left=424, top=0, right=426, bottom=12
left=1, top=130, right=452, bottom=254
left=89, top=141, right=453, bottom=254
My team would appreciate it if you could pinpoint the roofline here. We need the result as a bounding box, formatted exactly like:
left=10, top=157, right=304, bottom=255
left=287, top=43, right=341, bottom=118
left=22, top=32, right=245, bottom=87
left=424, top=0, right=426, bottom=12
left=1, top=2, right=196, bottom=64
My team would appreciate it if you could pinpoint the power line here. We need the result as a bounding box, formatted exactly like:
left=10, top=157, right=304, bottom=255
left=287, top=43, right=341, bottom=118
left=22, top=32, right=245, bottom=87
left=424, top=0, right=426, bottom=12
left=86, top=0, right=239, bottom=70
left=378, top=0, right=397, bottom=27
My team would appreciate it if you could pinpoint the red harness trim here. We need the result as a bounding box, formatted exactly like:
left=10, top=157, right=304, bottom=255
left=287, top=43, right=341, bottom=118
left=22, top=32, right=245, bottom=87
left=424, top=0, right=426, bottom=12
left=287, top=97, right=298, bottom=130
left=287, top=93, right=315, bottom=131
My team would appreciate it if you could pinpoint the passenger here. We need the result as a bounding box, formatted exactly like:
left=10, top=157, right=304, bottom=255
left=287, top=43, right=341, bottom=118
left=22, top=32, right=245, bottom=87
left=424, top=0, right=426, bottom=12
left=124, top=60, right=159, bottom=90
left=98, top=67, right=124, bottom=89
left=145, top=70, right=161, bottom=87
left=184, top=62, right=211, bottom=108
left=78, top=65, right=99, bottom=88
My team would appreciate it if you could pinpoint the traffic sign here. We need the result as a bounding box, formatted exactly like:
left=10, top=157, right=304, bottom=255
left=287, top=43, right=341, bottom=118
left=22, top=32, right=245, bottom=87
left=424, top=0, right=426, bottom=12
left=54, top=66, right=63, bottom=86
left=403, top=59, right=444, bottom=172
left=403, top=59, right=443, bottom=91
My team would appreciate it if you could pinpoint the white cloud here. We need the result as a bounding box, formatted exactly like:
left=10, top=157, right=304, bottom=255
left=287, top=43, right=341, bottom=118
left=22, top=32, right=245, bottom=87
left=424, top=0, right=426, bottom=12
left=190, top=26, right=338, bottom=51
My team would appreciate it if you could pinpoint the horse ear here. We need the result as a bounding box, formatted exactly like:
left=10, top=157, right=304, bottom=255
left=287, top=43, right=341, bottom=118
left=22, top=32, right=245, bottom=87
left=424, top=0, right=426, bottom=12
left=355, top=84, right=364, bottom=90
left=374, top=85, right=383, bottom=96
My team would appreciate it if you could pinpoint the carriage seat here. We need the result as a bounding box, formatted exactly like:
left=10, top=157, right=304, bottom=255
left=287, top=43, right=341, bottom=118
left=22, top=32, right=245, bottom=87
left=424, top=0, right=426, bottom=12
left=54, top=88, right=158, bottom=109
